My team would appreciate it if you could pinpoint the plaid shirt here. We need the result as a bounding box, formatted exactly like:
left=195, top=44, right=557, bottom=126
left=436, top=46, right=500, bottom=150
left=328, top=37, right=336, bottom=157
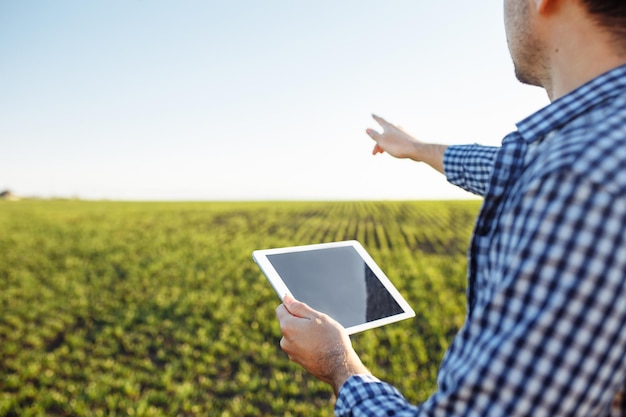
left=336, top=64, right=626, bottom=416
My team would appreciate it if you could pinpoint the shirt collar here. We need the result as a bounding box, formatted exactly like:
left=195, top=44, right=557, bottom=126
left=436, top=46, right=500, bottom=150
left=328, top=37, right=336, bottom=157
left=516, top=63, right=626, bottom=143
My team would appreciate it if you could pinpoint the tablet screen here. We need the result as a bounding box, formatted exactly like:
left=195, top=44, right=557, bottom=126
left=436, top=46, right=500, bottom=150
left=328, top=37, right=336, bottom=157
left=253, top=241, right=415, bottom=334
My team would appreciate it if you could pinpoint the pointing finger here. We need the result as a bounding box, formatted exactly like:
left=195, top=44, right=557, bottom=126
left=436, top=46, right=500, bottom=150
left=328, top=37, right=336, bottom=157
left=372, top=114, right=389, bottom=127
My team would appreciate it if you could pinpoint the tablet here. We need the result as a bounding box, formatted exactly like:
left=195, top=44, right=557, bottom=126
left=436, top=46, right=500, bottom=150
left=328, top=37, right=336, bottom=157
left=252, top=240, right=415, bottom=334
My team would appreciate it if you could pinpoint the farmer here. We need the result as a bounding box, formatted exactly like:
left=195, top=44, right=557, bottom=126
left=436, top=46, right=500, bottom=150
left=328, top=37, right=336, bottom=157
left=276, top=0, right=626, bottom=415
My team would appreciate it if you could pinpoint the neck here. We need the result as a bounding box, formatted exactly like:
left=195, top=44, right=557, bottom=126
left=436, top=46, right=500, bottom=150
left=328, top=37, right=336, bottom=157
left=546, top=38, right=626, bottom=101
left=540, top=4, right=626, bottom=101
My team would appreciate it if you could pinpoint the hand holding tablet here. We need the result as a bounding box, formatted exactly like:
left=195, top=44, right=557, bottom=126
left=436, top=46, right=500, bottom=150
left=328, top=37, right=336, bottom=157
left=253, top=240, right=415, bottom=334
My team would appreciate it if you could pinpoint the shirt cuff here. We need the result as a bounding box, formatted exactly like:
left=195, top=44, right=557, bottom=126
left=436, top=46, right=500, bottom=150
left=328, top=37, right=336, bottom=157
left=443, top=144, right=498, bottom=197
left=335, top=374, right=407, bottom=416
left=443, top=144, right=474, bottom=187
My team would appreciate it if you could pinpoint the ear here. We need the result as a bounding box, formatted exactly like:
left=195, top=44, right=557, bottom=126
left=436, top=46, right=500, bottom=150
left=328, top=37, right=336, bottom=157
left=533, top=0, right=560, bottom=14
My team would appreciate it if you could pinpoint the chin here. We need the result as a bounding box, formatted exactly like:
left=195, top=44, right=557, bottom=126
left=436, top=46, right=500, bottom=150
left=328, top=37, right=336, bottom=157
left=513, top=64, right=544, bottom=88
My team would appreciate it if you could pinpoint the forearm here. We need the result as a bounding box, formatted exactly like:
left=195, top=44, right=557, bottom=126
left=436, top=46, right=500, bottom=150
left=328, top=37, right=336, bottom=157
left=408, top=142, right=448, bottom=174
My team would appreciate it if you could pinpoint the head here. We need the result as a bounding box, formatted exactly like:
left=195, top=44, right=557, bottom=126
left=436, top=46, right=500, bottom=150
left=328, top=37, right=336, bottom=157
left=503, top=0, right=626, bottom=89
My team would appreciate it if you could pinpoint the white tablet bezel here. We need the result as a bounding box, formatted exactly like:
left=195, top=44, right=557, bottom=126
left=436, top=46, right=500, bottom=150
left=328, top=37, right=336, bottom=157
left=252, top=240, right=415, bottom=334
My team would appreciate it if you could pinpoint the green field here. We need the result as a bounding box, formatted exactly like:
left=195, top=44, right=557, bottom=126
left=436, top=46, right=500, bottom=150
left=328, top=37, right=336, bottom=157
left=0, top=199, right=481, bottom=416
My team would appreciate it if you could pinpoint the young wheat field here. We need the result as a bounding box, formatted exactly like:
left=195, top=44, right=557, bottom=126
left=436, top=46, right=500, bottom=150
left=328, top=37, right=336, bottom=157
left=0, top=199, right=481, bottom=416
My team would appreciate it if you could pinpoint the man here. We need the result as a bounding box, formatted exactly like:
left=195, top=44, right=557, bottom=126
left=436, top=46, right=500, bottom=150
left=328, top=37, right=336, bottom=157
left=276, top=0, right=626, bottom=415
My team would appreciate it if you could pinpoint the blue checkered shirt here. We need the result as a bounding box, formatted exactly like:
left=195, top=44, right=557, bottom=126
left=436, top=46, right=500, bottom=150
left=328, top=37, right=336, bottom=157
left=336, top=64, right=626, bottom=416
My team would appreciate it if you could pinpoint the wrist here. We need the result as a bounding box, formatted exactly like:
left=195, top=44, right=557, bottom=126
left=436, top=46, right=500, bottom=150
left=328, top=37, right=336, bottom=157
left=420, top=143, right=448, bottom=174
left=330, top=359, right=371, bottom=396
left=409, top=140, right=426, bottom=162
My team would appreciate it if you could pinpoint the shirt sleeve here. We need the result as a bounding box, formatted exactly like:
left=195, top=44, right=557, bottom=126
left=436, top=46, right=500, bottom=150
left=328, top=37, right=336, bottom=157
left=335, top=167, right=626, bottom=416
left=334, top=375, right=419, bottom=417
left=443, top=144, right=499, bottom=197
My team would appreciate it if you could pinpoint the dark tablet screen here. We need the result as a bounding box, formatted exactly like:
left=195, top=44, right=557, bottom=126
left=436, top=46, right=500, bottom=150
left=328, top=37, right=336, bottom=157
left=266, top=246, right=404, bottom=329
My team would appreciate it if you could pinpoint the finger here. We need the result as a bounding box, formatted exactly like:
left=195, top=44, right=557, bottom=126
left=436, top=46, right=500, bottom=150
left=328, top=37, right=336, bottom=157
left=276, top=303, right=286, bottom=317
left=372, top=114, right=389, bottom=127
left=276, top=305, right=302, bottom=340
left=279, top=337, right=296, bottom=360
left=366, top=128, right=380, bottom=141
left=283, top=295, right=316, bottom=320
left=372, top=144, right=384, bottom=155
left=276, top=303, right=295, bottom=325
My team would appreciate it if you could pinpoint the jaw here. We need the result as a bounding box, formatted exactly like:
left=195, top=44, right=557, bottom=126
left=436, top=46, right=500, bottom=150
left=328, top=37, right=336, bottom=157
left=504, top=0, right=550, bottom=93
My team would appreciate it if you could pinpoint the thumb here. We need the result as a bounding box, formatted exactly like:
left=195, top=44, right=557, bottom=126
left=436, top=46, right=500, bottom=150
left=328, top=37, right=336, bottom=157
left=283, top=294, right=316, bottom=319
left=372, top=144, right=384, bottom=155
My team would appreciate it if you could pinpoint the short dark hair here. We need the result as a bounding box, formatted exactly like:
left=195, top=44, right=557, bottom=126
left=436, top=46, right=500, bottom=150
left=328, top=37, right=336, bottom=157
left=579, top=0, right=626, bottom=53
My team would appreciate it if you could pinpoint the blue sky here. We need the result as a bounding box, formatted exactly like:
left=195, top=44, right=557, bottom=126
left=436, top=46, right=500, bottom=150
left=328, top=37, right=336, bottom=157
left=1, top=1, right=549, bottom=200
